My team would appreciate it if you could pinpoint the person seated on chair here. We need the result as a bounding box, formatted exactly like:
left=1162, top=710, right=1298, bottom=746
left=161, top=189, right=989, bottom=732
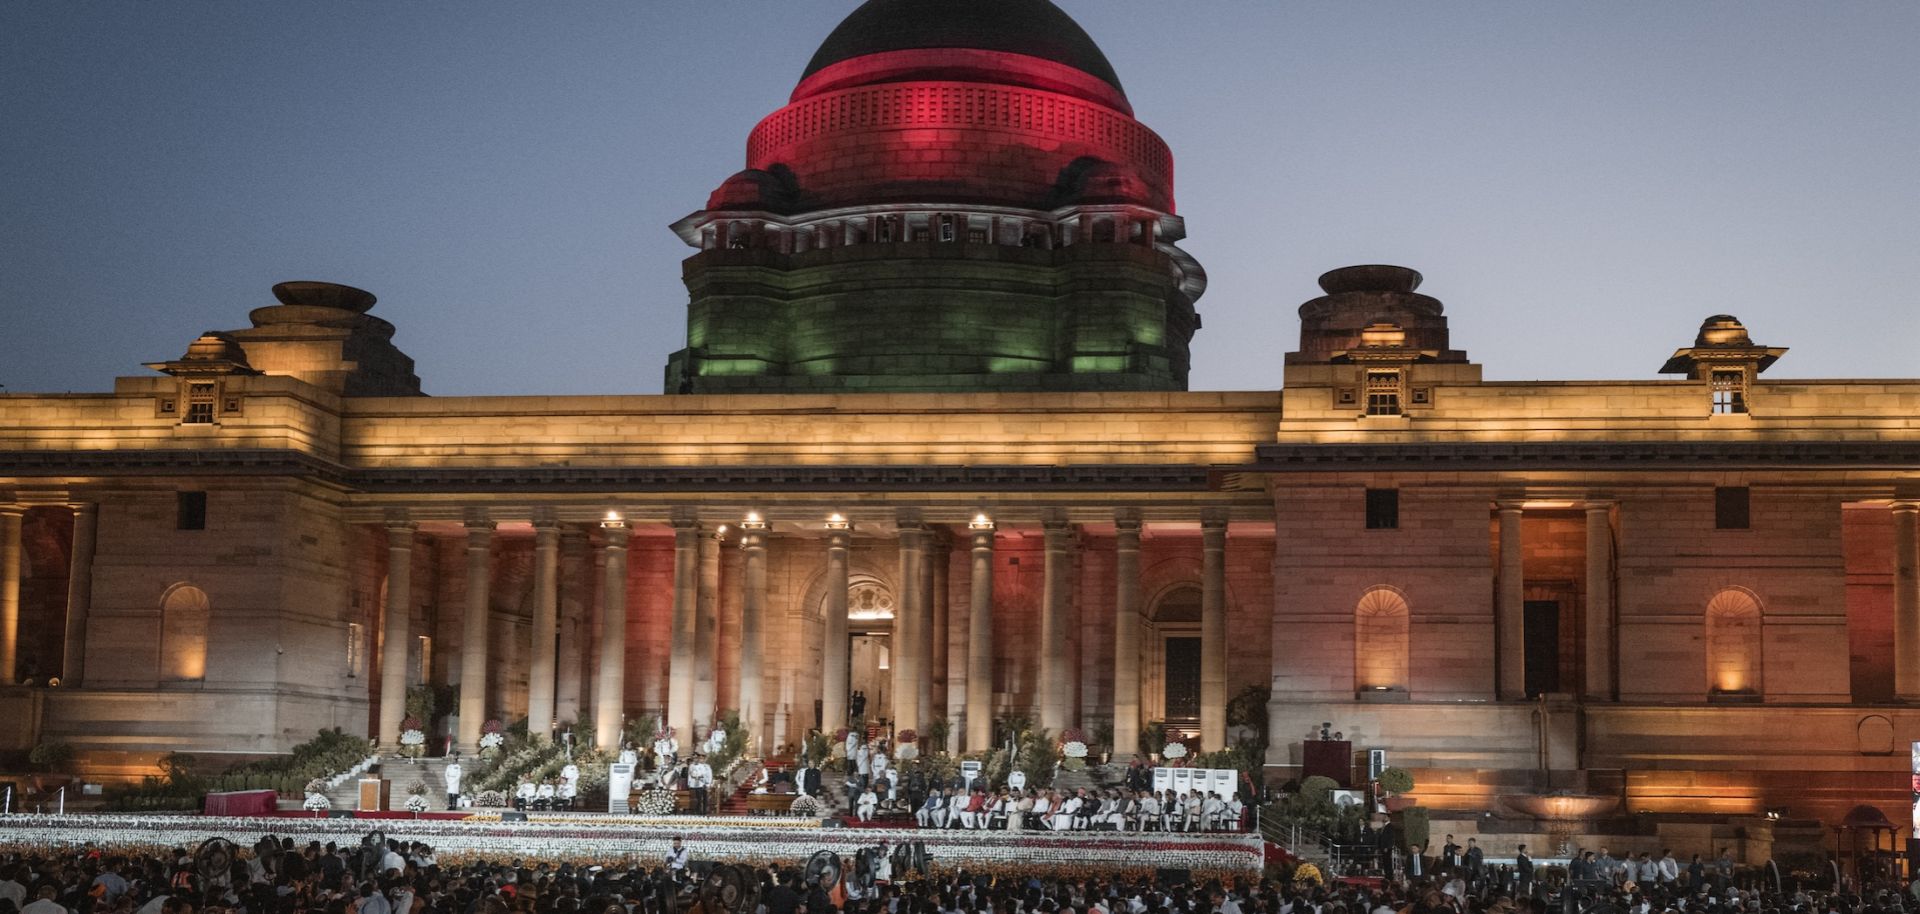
left=856, top=785, right=879, bottom=821
left=513, top=777, right=536, bottom=811
left=1136, top=789, right=1159, bottom=832
left=1202, top=792, right=1226, bottom=832
left=916, top=789, right=945, bottom=828
left=988, top=789, right=1012, bottom=830
left=534, top=778, right=556, bottom=811
left=966, top=788, right=990, bottom=829
left=1050, top=791, right=1080, bottom=831
left=1030, top=791, right=1052, bottom=830
left=946, top=788, right=969, bottom=828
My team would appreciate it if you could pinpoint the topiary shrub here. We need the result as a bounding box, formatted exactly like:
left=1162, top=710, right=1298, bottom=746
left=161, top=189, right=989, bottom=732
left=1377, top=765, right=1414, bottom=795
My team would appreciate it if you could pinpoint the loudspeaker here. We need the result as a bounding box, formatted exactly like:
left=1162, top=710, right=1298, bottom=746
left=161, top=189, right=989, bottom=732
left=501, top=811, right=528, bottom=822
left=1155, top=868, right=1191, bottom=888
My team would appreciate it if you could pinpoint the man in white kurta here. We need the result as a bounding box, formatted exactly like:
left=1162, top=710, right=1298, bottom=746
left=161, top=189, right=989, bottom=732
left=443, top=760, right=464, bottom=809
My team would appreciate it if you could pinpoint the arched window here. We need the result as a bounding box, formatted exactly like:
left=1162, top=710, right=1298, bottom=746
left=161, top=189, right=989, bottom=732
left=1706, top=588, right=1763, bottom=696
left=1354, top=587, right=1410, bottom=694
left=160, top=583, right=210, bottom=682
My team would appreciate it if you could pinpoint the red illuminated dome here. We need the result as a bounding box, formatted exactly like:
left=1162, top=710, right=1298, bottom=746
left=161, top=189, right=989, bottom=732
left=667, top=0, right=1206, bottom=395
left=797, top=0, right=1129, bottom=111
left=709, top=0, right=1174, bottom=215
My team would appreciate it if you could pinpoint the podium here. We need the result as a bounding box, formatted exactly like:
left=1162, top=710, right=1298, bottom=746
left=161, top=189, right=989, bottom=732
left=1302, top=740, right=1352, bottom=787
left=358, top=778, right=391, bottom=812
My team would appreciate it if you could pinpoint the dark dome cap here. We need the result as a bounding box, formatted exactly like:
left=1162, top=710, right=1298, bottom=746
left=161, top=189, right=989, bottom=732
left=803, top=0, right=1125, bottom=94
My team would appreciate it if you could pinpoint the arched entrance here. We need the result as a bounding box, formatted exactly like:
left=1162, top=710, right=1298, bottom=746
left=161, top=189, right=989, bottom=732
left=1144, top=584, right=1202, bottom=734
left=841, top=575, right=896, bottom=724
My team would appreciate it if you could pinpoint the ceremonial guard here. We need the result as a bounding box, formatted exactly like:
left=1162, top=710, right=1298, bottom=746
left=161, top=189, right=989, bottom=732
left=687, top=754, right=715, bottom=815
left=443, top=756, right=464, bottom=809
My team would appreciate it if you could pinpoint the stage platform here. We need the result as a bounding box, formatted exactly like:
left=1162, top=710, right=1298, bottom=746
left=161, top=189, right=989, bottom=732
left=0, top=813, right=1264, bottom=877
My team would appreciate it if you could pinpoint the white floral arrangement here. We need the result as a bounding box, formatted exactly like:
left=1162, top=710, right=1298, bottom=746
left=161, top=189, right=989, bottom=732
left=302, top=793, right=331, bottom=811
left=479, top=732, right=505, bottom=751
left=1162, top=741, right=1188, bottom=760
left=896, top=743, right=919, bottom=761
left=634, top=788, right=677, bottom=816
left=403, top=794, right=431, bottom=813
left=1062, top=740, right=1089, bottom=759
left=789, top=795, right=823, bottom=817
left=401, top=729, right=426, bottom=747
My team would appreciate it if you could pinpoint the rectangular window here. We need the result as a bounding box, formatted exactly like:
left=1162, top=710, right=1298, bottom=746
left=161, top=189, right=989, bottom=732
left=1716, top=486, right=1751, bottom=529
left=1365, top=488, right=1400, bottom=530
left=416, top=635, right=433, bottom=685
left=938, top=216, right=956, bottom=242
left=346, top=622, right=365, bottom=678
left=176, top=491, right=207, bottom=530
left=1711, top=369, right=1747, bottom=414
left=967, top=229, right=988, bottom=244
left=183, top=383, right=217, bottom=424
left=1365, top=371, right=1402, bottom=416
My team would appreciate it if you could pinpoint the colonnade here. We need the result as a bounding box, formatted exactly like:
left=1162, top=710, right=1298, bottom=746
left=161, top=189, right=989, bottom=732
left=365, top=508, right=1236, bottom=756
left=1493, top=500, right=1621, bottom=700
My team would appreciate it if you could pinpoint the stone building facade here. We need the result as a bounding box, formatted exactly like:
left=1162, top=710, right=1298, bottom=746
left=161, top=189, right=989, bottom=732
left=1, top=0, right=1917, bottom=826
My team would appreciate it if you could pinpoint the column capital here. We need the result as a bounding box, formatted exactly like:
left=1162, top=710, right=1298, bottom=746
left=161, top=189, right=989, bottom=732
left=464, top=520, right=495, bottom=546
left=1894, top=501, right=1920, bottom=515
left=0, top=506, right=24, bottom=519
left=827, top=528, right=853, bottom=550
left=384, top=520, right=419, bottom=540
left=1583, top=502, right=1615, bottom=514
left=600, top=522, right=632, bottom=547
left=969, top=526, right=994, bottom=551
left=533, top=519, right=562, bottom=546
left=66, top=501, right=97, bottom=516
left=1495, top=499, right=1527, bottom=514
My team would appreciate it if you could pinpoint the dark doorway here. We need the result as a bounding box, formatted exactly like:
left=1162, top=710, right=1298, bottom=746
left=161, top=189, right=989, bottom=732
left=1164, top=637, right=1202, bottom=722
left=1523, top=600, right=1561, bottom=697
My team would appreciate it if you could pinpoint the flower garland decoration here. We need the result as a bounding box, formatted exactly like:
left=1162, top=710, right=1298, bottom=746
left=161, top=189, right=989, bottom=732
left=789, top=795, right=822, bottom=817
left=1062, top=741, right=1089, bottom=759
left=633, top=788, right=677, bottom=816
left=0, top=813, right=1262, bottom=877
left=403, top=794, right=431, bottom=813
left=1060, top=727, right=1087, bottom=745
left=1161, top=741, right=1188, bottom=760
left=1291, top=862, right=1323, bottom=886
left=398, top=716, right=427, bottom=759
left=302, top=792, right=330, bottom=811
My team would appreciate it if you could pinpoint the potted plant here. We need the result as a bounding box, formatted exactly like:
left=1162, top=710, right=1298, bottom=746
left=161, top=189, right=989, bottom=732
left=1377, top=766, right=1417, bottom=810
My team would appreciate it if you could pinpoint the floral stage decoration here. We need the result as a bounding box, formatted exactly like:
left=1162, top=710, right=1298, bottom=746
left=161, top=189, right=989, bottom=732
left=0, top=814, right=1261, bottom=878
left=1161, top=742, right=1188, bottom=761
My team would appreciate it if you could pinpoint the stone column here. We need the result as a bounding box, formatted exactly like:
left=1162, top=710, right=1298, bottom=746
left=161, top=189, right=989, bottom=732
left=1496, top=502, right=1527, bottom=700
left=555, top=529, right=591, bottom=723
left=917, top=529, right=939, bottom=730
left=527, top=519, right=561, bottom=738
left=1894, top=502, right=1920, bottom=701
left=667, top=519, right=701, bottom=741
left=892, top=523, right=925, bottom=733
left=0, top=507, right=19, bottom=685
left=378, top=520, right=416, bottom=744
left=594, top=520, right=631, bottom=748
left=1200, top=512, right=1229, bottom=752
left=1583, top=504, right=1615, bottom=700
left=1113, top=512, right=1144, bottom=760
left=694, top=527, right=722, bottom=724
left=738, top=519, right=769, bottom=750
left=1039, top=517, right=1074, bottom=734
left=456, top=520, right=495, bottom=750
left=61, top=502, right=98, bottom=686
left=822, top=522, right=852, bottom=731
left=965, top=520, right=995, bottom=752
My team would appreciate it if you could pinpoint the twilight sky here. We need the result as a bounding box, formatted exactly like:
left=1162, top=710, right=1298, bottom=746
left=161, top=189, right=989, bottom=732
left=3, top=1, right=1915, bottom=395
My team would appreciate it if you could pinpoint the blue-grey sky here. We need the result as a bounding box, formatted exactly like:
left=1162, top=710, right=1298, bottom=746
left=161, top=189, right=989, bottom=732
left=4, top=1, right=1916, bottom=395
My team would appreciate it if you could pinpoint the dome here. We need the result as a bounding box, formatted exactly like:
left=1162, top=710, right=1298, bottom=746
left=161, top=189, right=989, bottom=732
left=804, top=0, right=1123, bottom=90
left=796, top=0, right=1128, bottom=111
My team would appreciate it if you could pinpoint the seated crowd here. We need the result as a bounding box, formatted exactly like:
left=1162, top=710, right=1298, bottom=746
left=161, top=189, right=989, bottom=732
left=889, top=786, right=1247, bottom=833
